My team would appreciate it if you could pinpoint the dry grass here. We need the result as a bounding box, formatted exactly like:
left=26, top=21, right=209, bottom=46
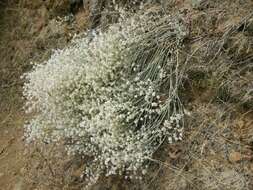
left=0, top=0, right=253, bottom=190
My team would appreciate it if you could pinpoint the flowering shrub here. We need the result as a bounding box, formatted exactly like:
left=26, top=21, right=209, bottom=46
left=23, top=9, right=187, bottom=187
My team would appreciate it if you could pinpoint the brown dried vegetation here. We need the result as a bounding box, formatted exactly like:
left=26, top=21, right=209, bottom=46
left=0, top=0, right=253, bottom=190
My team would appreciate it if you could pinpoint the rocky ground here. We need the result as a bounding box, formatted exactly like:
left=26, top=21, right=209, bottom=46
left=0, top=0, right=253, bottom=190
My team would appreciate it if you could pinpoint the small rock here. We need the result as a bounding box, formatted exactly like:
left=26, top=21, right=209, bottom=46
left=229, top=151, right=243, bottom=163
left=0, top=173, right=4, bottom=178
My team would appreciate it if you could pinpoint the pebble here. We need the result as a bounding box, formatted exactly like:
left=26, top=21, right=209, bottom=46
left=229, top=151, right=243, bottom=163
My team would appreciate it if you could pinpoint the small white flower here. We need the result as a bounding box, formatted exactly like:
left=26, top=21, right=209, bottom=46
left=23, top=8, right=186, bottom=188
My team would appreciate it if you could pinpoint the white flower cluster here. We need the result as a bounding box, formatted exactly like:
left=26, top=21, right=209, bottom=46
left=23, top=9, right=186, bottom=187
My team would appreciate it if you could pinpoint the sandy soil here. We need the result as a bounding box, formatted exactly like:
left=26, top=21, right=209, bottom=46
left=0, top=0, right=253, bottom=190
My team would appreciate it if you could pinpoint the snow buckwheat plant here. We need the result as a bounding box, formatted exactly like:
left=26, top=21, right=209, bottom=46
left=23, top=8, right=187, bottom=187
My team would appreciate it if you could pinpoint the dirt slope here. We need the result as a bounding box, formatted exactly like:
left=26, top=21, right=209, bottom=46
left=0, top=0, right=253, bottom=190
